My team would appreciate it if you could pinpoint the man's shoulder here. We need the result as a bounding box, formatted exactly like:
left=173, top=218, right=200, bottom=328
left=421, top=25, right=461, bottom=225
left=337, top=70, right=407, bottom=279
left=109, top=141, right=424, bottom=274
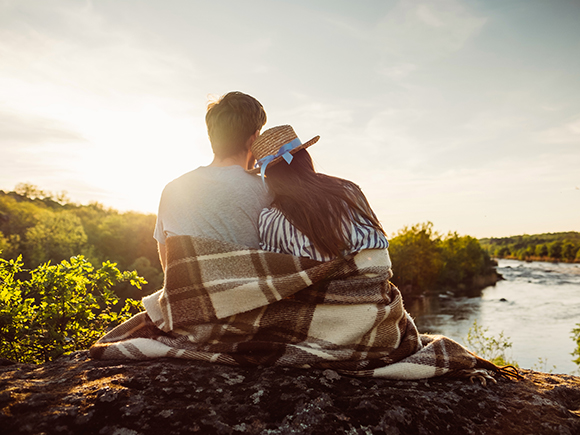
left=203, top=166, right=268, bottom=192
left=164, top=166, right=202, bottom=185
left=169, top=166, right=260, bottom=184
left=162, top=165, right=269, bottom=199
left=159, top=168, right=197, bottom=197
left=164, top=166, right=242, bottom=190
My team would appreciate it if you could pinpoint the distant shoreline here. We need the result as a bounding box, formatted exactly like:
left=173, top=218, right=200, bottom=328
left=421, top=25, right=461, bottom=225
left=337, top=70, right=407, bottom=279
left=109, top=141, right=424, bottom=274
left=492, top=256, right=580, bottom=264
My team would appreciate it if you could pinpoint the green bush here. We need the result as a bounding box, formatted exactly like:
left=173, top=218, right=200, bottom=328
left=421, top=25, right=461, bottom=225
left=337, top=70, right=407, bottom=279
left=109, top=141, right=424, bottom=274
left=464, top=320, right=517, bottom=367
left=388, top=222, right=442, bottom=292
left=0, top=254, right=144, bottom=363
left=572, top=324, right=580, bottom=367
left=388, top=222, right=494, bottom=294
left=437, top=233, right=492, bottom=290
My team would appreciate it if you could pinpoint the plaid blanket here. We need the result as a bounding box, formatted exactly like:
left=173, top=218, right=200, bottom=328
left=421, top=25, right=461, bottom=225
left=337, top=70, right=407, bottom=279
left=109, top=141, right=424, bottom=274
left=90, top=236, right=512, bottom=381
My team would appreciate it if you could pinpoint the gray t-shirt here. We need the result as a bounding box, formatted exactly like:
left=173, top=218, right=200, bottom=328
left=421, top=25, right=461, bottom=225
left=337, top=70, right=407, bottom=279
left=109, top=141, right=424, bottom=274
left=154, top=165, right=272, bottom=249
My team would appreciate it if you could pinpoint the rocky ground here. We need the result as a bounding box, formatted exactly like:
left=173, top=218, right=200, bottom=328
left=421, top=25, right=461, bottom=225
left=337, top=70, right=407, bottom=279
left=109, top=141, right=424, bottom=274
left=1, top=351, right=579, bottom=435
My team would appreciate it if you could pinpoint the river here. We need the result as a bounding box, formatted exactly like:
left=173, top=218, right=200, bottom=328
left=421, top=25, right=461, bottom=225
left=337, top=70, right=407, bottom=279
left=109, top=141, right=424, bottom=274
left=407, top=259, right=580, bottom=375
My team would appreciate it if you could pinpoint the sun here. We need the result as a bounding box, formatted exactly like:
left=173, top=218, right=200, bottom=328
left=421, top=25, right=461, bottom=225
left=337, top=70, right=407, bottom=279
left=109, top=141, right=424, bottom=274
left=74, top=103, right=213, bottom=213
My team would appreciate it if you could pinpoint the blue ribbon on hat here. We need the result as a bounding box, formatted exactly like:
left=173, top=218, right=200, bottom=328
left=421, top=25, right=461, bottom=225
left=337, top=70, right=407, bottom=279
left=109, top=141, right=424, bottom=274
left=255, top=137, right=302, bottom=185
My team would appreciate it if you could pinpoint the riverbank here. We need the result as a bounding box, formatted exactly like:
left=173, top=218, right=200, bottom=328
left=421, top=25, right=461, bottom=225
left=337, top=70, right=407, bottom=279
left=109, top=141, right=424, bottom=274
left=493, top=255, right=580, bottom=264
left=479, top=231, right=580, bottom=264
left=400, top=268, right=503, bottom=301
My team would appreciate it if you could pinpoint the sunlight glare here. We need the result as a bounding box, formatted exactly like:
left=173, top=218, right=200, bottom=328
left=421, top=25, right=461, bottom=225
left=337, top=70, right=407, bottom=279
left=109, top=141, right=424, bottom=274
left=74, top=104, right=212, bottom=213
left=2, top=77, right=213, bottom=213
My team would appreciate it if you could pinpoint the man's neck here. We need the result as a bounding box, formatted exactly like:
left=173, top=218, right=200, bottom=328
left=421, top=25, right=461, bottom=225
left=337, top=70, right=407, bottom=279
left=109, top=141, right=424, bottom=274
left=208, top=132, right=257, bottom=169
left=208, top=154, right=246, bottom=168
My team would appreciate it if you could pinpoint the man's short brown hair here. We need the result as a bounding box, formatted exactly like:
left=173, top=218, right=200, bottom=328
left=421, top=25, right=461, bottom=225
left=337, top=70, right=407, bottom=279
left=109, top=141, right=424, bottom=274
left=206, top=92, right=267, bottom=159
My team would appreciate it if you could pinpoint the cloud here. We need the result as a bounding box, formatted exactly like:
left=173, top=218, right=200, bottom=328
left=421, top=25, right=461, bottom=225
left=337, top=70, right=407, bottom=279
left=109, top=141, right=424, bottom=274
left=315, top=0, right=488, bottom=81
left=377, top=62, right=418, bottom=79
left=0, top=1, right=199, bottom=103
left=537, top=116, right=580, bottom=144
left=0, top=109, right=86, bottom=146
left=364, top=108, right=423, bottom=163
left=373, top=0, right=487, bottom=66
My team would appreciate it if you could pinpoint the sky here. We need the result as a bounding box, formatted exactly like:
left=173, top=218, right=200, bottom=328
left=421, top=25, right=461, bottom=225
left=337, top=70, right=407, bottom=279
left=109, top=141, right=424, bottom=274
left=1, top=0, right=579, bottom=239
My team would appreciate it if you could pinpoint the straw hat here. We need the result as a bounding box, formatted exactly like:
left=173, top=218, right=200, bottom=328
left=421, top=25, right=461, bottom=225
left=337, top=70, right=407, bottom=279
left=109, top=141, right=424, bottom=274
left=249, top=125, right=320, bottom=176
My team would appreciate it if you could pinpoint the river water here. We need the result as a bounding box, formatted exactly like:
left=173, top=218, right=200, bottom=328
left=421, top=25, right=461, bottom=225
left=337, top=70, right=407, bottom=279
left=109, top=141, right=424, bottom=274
left=407, top=259, right=580, bottom=375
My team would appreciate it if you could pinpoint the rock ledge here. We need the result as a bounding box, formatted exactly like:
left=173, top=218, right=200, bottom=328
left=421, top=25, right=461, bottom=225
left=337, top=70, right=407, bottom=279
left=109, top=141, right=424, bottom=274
left=1, top=352, right=579, bottom=434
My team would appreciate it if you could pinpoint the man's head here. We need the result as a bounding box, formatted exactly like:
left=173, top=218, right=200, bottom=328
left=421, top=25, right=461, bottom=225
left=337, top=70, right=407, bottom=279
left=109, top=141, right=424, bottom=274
left=206, top=92, right=267, bottom=159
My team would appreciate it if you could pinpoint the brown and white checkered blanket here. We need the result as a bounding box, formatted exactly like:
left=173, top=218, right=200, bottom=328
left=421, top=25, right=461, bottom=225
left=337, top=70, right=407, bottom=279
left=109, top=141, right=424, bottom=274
left=90, top=236, right=510, bottom=381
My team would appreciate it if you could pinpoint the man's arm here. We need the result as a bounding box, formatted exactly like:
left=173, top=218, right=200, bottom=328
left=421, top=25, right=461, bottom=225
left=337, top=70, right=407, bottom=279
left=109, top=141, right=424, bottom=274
left=158, top=242, right=167, bottom=272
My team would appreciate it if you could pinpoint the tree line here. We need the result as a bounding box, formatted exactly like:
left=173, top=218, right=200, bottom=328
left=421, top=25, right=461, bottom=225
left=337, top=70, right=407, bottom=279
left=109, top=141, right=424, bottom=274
left=479, top=232, right=580, bottom=262
left=0, top=184, right=163, bottom=299
left=1, top=185, right=498, bottom=298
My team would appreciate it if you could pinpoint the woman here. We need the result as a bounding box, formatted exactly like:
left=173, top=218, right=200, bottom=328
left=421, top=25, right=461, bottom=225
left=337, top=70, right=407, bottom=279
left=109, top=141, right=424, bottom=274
left=250, top=125, right=389, bottom=262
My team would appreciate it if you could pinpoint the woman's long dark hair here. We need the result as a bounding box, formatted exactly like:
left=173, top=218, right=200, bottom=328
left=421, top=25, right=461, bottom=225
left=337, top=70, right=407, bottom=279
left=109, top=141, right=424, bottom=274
left=265, top=149, right=386, bottom=258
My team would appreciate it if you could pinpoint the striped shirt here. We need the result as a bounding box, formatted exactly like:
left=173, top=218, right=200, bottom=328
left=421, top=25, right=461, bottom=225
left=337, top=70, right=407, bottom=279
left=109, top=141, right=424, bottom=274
left=258, top=207, right=389, bottom=262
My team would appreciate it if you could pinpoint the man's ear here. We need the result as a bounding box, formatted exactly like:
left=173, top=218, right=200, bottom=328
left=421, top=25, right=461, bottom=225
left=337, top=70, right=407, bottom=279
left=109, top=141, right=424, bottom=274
left=248, top=130, right=260, bottom=147
left=245, top=148, right=256, bottom=170
left=243, top=129, right=260, bottom=165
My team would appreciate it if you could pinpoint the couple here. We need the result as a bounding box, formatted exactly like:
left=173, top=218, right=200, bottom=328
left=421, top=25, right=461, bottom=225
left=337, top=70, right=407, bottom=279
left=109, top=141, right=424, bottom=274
left=91, top=92, right=515, bottom=383
left=154, top=91, right=387, bottom=269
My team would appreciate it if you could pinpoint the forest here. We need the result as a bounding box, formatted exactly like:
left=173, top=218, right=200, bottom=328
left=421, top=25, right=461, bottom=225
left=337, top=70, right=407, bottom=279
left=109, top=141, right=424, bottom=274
left=479, top=232, right=580, bottom=262
left=0, top=184, right=163, bottom=300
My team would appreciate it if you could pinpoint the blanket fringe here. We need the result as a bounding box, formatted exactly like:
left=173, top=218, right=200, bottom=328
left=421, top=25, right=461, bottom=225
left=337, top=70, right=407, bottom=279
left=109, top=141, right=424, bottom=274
left=445, top=364, right=523, bottom=386
left=495, top=364, right=523, bottom=381
left=445, top=369, right=496, bottom=386
left=475, top=357, right=524, bottom=382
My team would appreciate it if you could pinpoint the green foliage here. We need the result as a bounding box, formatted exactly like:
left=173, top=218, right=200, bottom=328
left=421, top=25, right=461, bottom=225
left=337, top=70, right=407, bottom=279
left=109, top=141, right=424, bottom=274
left=91, top=212, right=160, bottom=274
left=0, top=231, right=10, bottom=256
left=479, top=232, right=580, bottom=263
left=388, top=222, right=442, bottom=291
left=563, top=242, right=576, bottom=261
left=531, top=357, right=556, bottom=373
left=14, top=183, right=49, bottom=200
left=0, top=186, right=162, bottom=295
left=535, top=243, right=548, bottom=258
left=0, top=254, right=145, bottom=364
left=0, top=194, right=42, bottom=249
left=437, top=233, right=493, bottom=290
left=389, top=222, right=495, bottom=293
left=548, top=241, right=562, bottom=260
left=572, top=324, right=580, bottom=367
left=25, top=211, right=89, bottom=265
left=0, top=185, right=159, bottom=363
left=464, top=320, right=517, bottom=367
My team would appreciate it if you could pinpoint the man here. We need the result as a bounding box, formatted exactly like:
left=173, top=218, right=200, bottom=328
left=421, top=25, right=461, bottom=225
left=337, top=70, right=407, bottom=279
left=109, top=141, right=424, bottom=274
left=154, top=91, right=271, bottom=270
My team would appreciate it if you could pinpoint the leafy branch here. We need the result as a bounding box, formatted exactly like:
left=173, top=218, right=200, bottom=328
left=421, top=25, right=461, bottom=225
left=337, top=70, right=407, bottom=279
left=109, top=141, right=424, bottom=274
left=0, top=254, right=144, bottom=363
